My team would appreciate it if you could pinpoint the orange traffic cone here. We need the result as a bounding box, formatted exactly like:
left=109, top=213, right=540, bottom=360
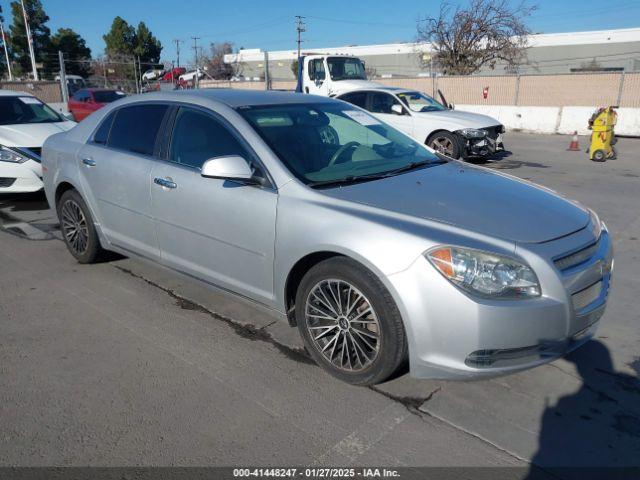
left=567, top=131, right=580, bottom=151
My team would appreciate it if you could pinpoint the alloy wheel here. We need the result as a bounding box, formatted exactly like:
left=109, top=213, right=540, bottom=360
left=431, top=136, right=455, bottom=156
left=60, top=199, right=89, bottom=254
left=305, top=279, right=381, bottom=372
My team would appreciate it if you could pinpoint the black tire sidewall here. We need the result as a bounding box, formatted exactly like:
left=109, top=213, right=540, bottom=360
left=57, top=190, right=101, bottom=263
left=295, top=257, right=407, bottom=385
left=428, top=131, right=461, bottom=159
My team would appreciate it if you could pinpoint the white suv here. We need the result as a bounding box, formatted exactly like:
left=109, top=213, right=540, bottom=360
left=0, top=90, right=75, bottom=193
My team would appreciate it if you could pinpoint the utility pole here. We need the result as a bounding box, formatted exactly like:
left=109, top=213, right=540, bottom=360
left=191, top=36, right=200, bottom=88
left=20, top=0, right=38, bottom=80
left=57, top=51, right=68, bottom=104
left=173, top=39, right=182, bottom=67
left=0, top=11, right=13, bottom=81
left=295, top=15, right=305, bottom=61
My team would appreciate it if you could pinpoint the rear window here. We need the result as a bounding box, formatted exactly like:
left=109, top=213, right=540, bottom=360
left=108, top=104, right=168, bottom=156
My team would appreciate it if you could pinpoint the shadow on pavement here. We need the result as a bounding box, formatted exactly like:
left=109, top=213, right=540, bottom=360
left=0, top=191, right=50, bottom=212
left=526, top=340, right=640, bottom=478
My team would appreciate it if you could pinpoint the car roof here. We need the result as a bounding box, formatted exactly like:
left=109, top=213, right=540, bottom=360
left=131, top=89, right=334, bottom=108
left=0, top=89, right=34, bottom=97
left=339, top=86, right=416, bottom=95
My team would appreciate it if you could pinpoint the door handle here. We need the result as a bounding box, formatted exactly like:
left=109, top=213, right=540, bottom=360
left=153, top=177, right=177, bottom=189
left=82, top=157, right=96, bottom=167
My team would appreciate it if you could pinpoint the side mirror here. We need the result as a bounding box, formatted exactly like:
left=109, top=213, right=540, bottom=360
left=391, top=104, right=405, bottom=115
left=449, top=103, right=455, bottom=110
left=201, top=155, right=259, bottom=184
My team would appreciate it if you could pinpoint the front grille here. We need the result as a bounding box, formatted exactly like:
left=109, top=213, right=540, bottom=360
left=572, top=281, right=603, bottom=311
left=554, top=237, right=600, bottom=271
left=0, top=177, right=17, bottom=188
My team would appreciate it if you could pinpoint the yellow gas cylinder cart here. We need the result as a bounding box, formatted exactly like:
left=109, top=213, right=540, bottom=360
left=588, top=106, right=618, bottom=162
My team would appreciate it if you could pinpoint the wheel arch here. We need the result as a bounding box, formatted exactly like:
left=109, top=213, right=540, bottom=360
left=54, top=181, right=78, bottom=207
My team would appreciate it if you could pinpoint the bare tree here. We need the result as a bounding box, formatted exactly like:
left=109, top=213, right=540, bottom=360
left=417, top=0, right=536, bottom=75
left=203, top=42, right=234, bottom=79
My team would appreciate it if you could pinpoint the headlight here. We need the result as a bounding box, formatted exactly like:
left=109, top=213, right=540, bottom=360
left=458, top=128, right=487, bottom=139
left=0, top=145, right=28, bottom=163
left=426, top=246, right=541, bottom=298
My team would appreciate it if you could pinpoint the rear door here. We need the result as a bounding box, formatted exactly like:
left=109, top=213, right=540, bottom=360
left=77, top=103, right=169, bottom=260
left=150, top=106, right=278, bottom=304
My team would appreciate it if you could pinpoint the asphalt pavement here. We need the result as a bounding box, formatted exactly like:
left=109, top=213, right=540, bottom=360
left=1, top=132, right=639, bottom=472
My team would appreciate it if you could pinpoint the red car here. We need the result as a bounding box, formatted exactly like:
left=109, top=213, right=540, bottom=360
left=161, top=67, right=186, bottom=82
left=68, top=88, right=126, bottom=122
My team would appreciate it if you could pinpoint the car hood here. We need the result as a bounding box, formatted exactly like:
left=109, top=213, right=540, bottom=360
left=320, top=162, right=590, bottom=243
left=414, top=109, right=501, bottom=129
left=0, top=121, right=76, bottom=147
left=330, top=80, right=382, bottom=95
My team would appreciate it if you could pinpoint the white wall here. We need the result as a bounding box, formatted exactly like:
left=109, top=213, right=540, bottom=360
left=457, top=105, right=640, bottom=137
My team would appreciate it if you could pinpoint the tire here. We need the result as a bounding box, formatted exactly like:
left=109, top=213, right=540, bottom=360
left=295, top=257, right=407, bottom=385
left=427, top=131, right=461, bottom=159
left=592, top=149, right=606, bottom=162
left=57, top=189, right=104, bottom=263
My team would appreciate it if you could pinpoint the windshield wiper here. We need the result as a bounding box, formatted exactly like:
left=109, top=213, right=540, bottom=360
left=307, top=172, right=392, bottom=188
left=307, top=160, right=446, bottom=188
left=381, top=159, right=447, bottom=177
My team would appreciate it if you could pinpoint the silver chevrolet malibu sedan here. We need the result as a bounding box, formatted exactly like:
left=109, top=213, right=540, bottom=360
left=42, top=90, right=613, bottom=385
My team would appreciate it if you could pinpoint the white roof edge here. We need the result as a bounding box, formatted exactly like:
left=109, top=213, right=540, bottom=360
left=224, top=27, right=640, bottom=63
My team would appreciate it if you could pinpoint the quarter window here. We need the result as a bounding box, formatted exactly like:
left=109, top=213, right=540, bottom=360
left=93, top=111, right=115, bottom=145
left=108, top=104, right=168, bottom=156
left=169, top=108, right=250, bottom=169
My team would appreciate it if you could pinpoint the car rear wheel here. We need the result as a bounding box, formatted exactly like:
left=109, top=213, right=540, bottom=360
left=295, top=257, right=407, bottom=385
left=427, top=131, right=461, bottom=159
left=57, top=189, right=104, bottom=263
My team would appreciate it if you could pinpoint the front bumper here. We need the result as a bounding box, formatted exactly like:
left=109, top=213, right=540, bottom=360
left=387, top=226, right=613, bottom=380
left=0, top=160, right=44, bottom=194
left=458, top=125, right=505, bottom=158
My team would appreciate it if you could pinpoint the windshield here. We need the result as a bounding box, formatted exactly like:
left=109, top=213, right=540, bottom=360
left=0, top=96, right=63, bottom=125
left=93, top=91, right=125, bottom=103
left=396, top=91, right=447, bottom=113
left=238, top=102, right=443, bottom=186
left=327, top=57, right=366, bottom=81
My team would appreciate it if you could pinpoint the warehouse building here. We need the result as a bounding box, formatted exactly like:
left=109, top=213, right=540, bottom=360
left=223, top=27, right=640, bottom=80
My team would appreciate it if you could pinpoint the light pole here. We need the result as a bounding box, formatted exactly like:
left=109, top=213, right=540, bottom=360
left=20, top=0, right=38, bottom=80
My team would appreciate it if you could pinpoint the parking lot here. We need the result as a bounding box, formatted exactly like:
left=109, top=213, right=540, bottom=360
left=1, top=132, right=639, bottom=472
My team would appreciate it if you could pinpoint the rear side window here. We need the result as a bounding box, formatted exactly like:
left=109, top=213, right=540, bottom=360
left=169, top=108, right=249, bottom=169
left=93, top=111, right=115, bottom=145
left=108, top=104, right=168, bottom=156
left=339, top=91, right=367, bottom=109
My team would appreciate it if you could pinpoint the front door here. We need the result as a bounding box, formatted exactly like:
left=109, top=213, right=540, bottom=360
left=77, top=104, right=169, bottom=260
left=150, top=106, right=277, bottom=304
left=305, top=57, right=329, bottom=96
left=367, top=92, right=415, bottom=138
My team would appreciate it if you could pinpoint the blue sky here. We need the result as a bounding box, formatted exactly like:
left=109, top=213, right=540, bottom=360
left=5, top=0, right=640, bottom=62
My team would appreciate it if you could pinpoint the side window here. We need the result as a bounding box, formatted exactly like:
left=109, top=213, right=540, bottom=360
left=108, top=104, right=168, bottom=156
left=339, top=91, right=367, bottom=109
left=169, top=108, right=250, bottom=169
left=72, top=90, right=85, bottom=102
left=92, top=111, right=115, bottom=145
left=311, top=59, right=325, bottom=81
left=369, top=92, right=401, bottom=114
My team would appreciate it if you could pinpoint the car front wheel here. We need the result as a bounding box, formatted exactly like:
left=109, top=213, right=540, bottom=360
left=295, top=257, right=407, bottom=385
left=427, top=131, right=461, bottom=159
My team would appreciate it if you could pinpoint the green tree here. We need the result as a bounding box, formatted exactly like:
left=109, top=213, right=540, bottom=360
left=51, top=28, right=91, bottom=78
left=8, top=0, right=53, bottom=78
left=134, top=22, right=162, bottom=66
left=103, top=16, right=136, bottom=56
